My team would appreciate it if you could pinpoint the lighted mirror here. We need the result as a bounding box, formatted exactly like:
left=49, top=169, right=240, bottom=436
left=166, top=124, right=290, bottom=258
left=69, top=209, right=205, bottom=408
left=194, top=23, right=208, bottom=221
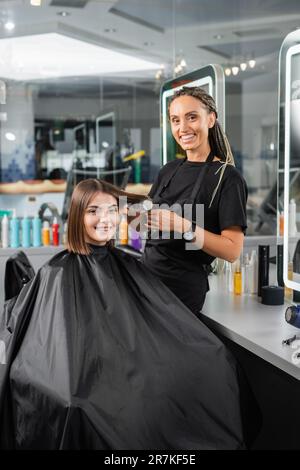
left=160, top=65, right=225, bottom=165
left=280, top=30, right=300, bottom=291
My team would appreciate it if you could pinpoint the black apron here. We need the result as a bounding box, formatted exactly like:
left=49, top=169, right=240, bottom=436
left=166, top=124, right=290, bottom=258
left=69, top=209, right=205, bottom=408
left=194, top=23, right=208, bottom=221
left=143, top=151, right=215, bottom=315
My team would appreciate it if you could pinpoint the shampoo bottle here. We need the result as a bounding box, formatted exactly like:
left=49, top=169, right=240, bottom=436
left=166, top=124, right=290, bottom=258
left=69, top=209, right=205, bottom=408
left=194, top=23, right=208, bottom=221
left=1, top=214, right=9, bottom=248
left=21, top=214, right=31, bottom=248
left=10, top=210, right=20, bottom=248
left=32, top=215, right=42, bottom=247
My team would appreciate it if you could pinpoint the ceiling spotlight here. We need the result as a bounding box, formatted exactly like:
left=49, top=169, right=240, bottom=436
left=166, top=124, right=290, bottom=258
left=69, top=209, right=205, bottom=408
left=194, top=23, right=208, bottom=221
left=232, top=66, right=239, bottom=76
left=30, top=0, right=42, bottom=5
left=214, top=34, right=223, bottom=40
left=224, top=67, right=231, bottom=77
left=5, top=132, right=16, bottom=141
left=240, top=62, right=247, bottom=71
left=4, top=22, right=15, bottom=31
left=249, top=59, right=256, bottom=68
left=57, top=11, right=70, bottom=17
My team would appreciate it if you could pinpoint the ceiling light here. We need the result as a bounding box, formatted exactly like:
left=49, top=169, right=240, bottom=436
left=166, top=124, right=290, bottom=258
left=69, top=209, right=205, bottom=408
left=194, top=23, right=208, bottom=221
left=57, top=11, right=70, bottom=17
left=232, top=66, right=239, bottom=76
left=249, top=59, right=256, bottom=68
left=5, top=132, right=16, bottom=141
left=214, top=34, right=223, bottom=40
left=0, top=33, right=161, bottom=80
left=240, top=62, right=247, bottom=71
left=4, top=22, right=15, bottom=31
left=224, top=67, right=231, bottom=76
left=180, top=59, right=186, bottom=67
left=30, top=0, right=42, bottom=5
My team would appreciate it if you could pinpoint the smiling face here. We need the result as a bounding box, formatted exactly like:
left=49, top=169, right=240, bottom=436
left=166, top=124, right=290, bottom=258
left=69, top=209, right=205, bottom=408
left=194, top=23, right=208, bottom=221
left=83, top=192, right=119, bottom=245
left=169, top=95, right=216, bottom=155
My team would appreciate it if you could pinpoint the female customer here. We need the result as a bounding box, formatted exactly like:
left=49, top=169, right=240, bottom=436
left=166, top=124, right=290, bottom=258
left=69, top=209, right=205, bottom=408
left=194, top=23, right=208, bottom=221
left=0, top=178, right=245, bottom=450
left=143, top=86, right=248, bottom=315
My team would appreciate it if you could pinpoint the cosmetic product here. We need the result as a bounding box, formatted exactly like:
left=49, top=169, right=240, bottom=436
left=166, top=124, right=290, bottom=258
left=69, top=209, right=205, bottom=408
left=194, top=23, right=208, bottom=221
left=32, top=216, right=42, bottom=247
left=21, top=214, right=31, bottom=248
left=119, top=214, right=128, bottom=245
left=225, top=261, right=233, bottom=293
left=10, top=210, right=20, bottom=248
left=1, top=214, right=9, bottom=248
left=244, top=253, right=251, bottom=294
left=279, top=211, right=284, bottom=237
left=285, top=259, right=293, bottom=301
left=42, top=221, right=50, bottom=246
left=52, top=217, right=60, bottom=246
left=234, top=259, right=242, bottom=295
left=258, top=245, right=269, bottom=297
left=130, top=228, right=142, bottom=251
left=277, top=244, right=284, bottom=287
left=250, top=249, right=258, bottom=294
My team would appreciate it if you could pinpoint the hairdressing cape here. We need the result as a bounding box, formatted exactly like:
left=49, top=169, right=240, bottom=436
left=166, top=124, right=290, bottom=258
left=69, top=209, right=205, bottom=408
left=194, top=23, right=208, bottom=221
left=0, top=245, right=245, bottom=450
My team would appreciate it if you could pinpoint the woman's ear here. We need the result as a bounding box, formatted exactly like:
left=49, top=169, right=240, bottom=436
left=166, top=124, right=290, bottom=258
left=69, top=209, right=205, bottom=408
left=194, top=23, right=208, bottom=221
left=208, top=112, right=216, bottom=129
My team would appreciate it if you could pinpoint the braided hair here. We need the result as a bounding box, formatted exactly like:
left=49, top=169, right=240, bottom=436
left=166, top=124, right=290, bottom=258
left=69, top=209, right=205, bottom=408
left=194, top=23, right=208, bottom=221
left=168, top=86, right=235, bottom=207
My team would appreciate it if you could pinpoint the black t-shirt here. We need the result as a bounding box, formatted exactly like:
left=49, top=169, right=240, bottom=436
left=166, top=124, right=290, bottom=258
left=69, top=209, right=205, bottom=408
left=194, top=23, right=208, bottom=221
left=141, top=158, right=248, bottom=313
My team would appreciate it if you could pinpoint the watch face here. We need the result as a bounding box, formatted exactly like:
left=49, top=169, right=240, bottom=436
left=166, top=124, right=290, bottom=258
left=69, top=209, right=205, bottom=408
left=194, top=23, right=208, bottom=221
left=183, top=230, right=194, bottom=241
left=142, top=199, right=153, bottom=211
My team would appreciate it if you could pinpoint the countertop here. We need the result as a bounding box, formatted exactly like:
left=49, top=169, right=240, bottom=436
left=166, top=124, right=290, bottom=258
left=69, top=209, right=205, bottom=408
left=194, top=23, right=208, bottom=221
left=200, top=273, right=300, bottom=380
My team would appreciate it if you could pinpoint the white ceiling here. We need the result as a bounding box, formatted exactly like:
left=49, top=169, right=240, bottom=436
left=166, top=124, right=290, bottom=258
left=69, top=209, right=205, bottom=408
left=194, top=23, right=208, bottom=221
left=0, top=0, right=299, bottom=93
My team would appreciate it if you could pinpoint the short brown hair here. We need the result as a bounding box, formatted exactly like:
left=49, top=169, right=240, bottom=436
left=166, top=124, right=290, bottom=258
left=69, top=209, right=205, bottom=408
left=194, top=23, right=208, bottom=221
left=67, top=179, right=146, bottom=255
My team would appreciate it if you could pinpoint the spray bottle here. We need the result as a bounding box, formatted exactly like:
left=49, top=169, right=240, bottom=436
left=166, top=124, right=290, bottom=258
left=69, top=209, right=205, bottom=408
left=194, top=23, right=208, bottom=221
left=52, top=217, right=60, bottom=246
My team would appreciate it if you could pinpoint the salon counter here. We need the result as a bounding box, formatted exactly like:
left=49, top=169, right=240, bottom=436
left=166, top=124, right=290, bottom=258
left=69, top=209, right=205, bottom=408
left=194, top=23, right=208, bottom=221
left=201, top=275, right=300, bottom=380
left=201, top=274, right=300, bottom=449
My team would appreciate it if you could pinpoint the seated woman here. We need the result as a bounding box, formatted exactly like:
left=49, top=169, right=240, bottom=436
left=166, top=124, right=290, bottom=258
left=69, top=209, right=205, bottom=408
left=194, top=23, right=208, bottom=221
left=0, top=179, right=246, bottom=450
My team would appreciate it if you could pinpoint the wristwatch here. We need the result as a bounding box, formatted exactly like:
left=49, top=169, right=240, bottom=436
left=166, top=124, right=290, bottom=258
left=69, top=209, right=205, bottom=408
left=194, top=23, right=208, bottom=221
left=183, top=222, right=196, bottom=242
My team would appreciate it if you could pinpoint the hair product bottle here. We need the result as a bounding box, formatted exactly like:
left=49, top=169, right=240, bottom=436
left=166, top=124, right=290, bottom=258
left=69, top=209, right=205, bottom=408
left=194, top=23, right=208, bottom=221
left=258, top=245, right=269, bottom=296
left=1, top=214, right=9, bottom=248
left=277, top=244, right=284, bottom=287
left=225, top=261, right=233, bottom=293
left=52, top=217, right=60, bottom=246
left=244, top=253, right=251, bottom=294
left=250, top=249, right=258, bottom=294
left=285, top=257, right=293, bottom=301
left=42, top=221, right=50, bottom=246
left=234, top=259, right=242, bottom=295
left=21, top=214, right=31, bottom=248
left=32, top=215, right=42, bottom=247
left=10, top=211, right=20, bottom=248
left=119, top=214, right=128, bottom=245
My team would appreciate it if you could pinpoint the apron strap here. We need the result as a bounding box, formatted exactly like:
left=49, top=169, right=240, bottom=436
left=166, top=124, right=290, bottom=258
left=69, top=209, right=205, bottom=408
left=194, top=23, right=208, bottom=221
left=187, top=150, right=215, bottom=204
left=157, top=157, right=186, bottom=199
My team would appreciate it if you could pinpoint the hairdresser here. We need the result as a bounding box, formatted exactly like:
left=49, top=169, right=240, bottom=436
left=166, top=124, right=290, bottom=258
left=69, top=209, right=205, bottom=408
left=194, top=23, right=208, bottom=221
left=142, top=86, right=248, bottom=316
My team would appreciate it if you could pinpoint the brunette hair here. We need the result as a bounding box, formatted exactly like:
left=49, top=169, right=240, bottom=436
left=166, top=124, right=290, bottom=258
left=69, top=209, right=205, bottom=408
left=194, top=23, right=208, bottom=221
left=168, top=86, right=235, bottom=206
left=67, top=178, right=146, bottom=255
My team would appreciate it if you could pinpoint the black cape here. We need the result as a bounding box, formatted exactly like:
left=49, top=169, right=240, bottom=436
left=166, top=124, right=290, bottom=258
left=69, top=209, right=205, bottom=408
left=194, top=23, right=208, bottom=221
left=0, top=245, right=245, bottom=450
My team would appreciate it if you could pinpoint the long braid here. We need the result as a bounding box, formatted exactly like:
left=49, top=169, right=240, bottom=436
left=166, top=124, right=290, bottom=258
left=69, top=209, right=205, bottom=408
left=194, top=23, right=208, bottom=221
left=168, top=86, right=234, bottom=206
